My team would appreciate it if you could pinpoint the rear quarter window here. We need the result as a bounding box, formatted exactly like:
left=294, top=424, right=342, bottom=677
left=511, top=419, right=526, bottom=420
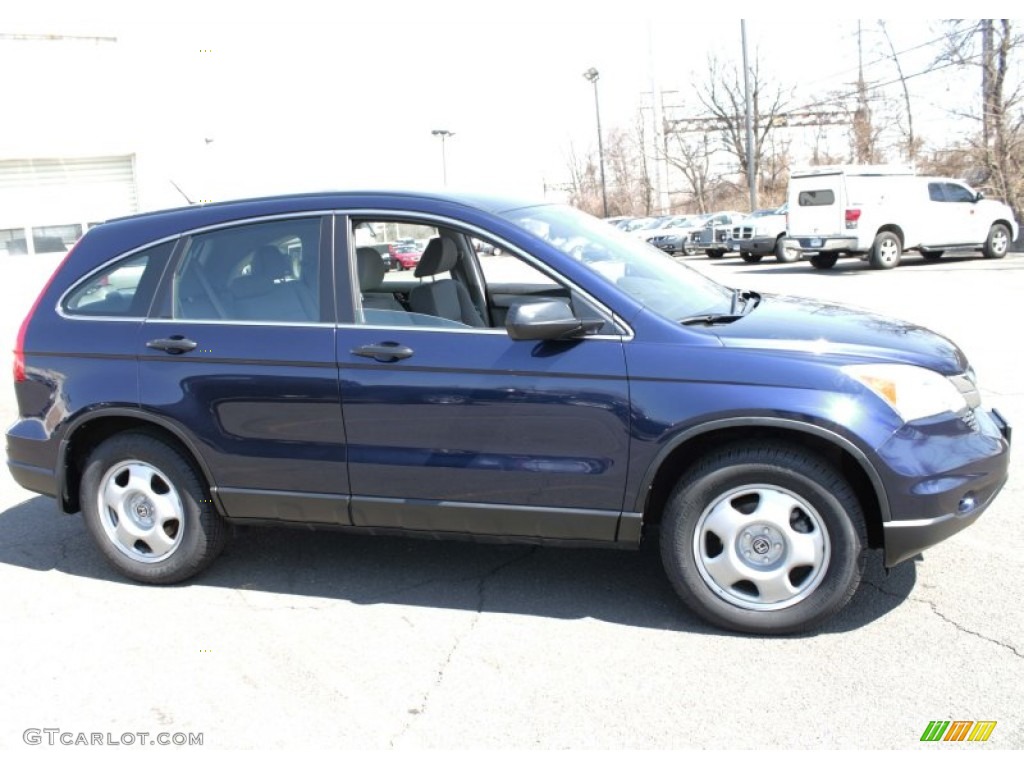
left=62, top=240, right=174, bottom=317
left=798, top=190, right=836, bottom=206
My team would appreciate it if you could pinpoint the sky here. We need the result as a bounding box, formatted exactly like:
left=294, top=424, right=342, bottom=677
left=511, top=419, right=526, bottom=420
left=2, top=1, right=1019, bottom=212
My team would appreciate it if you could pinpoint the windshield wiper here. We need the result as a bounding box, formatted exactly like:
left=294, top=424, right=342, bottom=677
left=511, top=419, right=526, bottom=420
left=681, top=289, right=760, bottom=326
left=680, top=313, right=744, bottom=326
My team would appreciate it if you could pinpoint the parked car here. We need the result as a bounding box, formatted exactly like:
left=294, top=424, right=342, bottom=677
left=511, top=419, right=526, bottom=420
left=727, top=205, right=796, bottom=263
left=693, top=211, right=746, bottom=258
left=646, top=215, right=706, bottom=256
left=8, top=191, right=1010, bottom=635
left=389, top=243, right=422, bottom=270
left=784, top=165, right=1019, bottom=270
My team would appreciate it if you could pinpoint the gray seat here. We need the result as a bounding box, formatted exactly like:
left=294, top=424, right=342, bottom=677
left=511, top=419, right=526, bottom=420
left=409, top=237, right=485, bottom=326
left=229, top=245, right=317, bottom=321
left=356, top=247, right=405, bottom=314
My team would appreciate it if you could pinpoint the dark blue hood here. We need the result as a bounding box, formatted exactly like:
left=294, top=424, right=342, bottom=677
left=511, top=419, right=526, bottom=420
left=711, top=294, right=968, bottom=374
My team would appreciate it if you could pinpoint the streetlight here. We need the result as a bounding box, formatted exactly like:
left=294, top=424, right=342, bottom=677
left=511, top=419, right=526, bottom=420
left=582, top=67, right=608, bottom=218
left=431, top=129, right=455, bottom=186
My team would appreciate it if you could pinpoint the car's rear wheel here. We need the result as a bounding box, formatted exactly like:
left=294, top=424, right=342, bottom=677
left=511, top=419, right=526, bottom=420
left=80, top=432, right=227, bottom=584
left=660, top=442, right=866, bottom=635
left=707, top=249, right=725, bottom=259
left=775, top=237, right=799, bottom=263
left=740, top=252, right=762, bottom=264
left=810, top=253, right=838, bottom=270
left=868, top=231, right=902, bottom=269
left=982, top=223, right=1010, bottom=259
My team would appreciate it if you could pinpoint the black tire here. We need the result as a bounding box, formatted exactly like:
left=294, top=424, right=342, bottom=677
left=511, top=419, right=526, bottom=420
left=868, top=231, right=902, bottom=269
left=740, top=252, right=763, bottom=264
left=682, top=242, right=696, bottom=256
left=775, top=237, right=798, bottom=263
left=707, top=249, right=725, bottom=259
left=982, top=223, right=1010, bottom=259
left=80, top=432, right=227, bottom=584
left=921, top=250, right=943, bottom=261
left=659, top=442, right=866, bottom=635
left=396, top=262, right=405, bottom=271
left=810, top=253, right=838, bottom=270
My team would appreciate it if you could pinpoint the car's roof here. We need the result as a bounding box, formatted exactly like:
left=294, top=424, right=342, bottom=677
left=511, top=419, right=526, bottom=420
left=105, top=189, right=546, bottom=229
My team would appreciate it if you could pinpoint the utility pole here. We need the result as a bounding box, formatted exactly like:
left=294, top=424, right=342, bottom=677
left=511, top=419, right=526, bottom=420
left=981, top=19, right=993, bottom=151
left=740, top=20, right=757, bottom=211
left=853, top=20, right=874, bottom=163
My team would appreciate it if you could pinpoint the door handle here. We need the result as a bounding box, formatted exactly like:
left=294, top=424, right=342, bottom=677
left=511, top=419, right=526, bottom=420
left=351, top=342, right=413, bottom=362
left=146, top=336, right=198, bottom=354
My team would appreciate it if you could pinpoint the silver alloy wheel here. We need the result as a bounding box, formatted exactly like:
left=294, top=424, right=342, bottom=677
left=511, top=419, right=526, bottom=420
left=97, top=460, right=185, bottom=563
left=991, top=228, right=1008, bottom=255
left=693, top=484, right=830, bottom=611
left=876, top=236, right=900, bottom=266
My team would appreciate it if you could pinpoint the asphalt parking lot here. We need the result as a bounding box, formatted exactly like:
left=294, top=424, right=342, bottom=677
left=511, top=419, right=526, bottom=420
left=1, top=249, right=1021, bottom=750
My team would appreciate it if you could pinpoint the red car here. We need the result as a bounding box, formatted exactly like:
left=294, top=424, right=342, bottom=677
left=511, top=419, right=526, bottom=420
left=389, top=243, right=422, bottom=271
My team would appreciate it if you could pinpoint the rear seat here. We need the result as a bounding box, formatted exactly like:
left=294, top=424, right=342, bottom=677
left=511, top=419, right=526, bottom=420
left=229, top=245, right=317, bottom=322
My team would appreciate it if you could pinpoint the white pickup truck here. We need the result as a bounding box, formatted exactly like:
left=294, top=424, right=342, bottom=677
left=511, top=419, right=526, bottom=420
left=783, top=165, right=1019, bottom=270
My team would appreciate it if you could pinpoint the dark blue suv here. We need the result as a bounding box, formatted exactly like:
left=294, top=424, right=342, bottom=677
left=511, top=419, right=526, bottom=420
left=6, top=192, right=1011, bottom=634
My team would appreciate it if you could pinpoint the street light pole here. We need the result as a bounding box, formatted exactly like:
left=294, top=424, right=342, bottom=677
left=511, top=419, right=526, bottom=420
left=582, top=67, right=608, bottom=218
left=431, top=129, right=455, bottom=186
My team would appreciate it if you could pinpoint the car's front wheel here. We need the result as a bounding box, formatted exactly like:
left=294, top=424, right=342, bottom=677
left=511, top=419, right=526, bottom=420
left=660, top=442, right=866, bottom=634
left=740, top=252, right=762, bottom=263
left=707, top=249, right=725, bottom=259
left=982, top=223, right=1010, bottom=259
left=775, top=237, right=799, bottom=263
left=80, top=432, right=227, bottom=584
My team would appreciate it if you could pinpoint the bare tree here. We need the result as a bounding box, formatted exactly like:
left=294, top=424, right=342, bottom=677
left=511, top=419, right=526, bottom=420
left=941, top=19, right=1024, bottom=229
left=695, top=54, right=790, bottom=192
left=664, top=132, right=717, bottom=213
left=878, top=21, right=921, bottom=161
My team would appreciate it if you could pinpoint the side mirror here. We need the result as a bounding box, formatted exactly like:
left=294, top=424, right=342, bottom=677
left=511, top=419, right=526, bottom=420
left=505, top=299, right=601, bottom=341
left=976, top=191, right=985, bottom=202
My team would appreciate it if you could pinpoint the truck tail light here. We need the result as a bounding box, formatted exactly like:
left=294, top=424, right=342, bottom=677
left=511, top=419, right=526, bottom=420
left=845, top=208, right=861, bottom=229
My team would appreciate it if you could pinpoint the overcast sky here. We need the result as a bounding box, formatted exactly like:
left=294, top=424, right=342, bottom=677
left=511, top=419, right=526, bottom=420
left=3, top=1, right=1010, bottom=210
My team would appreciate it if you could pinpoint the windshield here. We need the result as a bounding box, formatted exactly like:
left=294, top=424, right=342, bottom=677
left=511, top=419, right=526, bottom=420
left=504, top=205, right=733, bottom=321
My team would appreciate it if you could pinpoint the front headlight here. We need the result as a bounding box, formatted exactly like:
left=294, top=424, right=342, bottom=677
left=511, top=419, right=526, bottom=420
left=843, top=364, right=969, bottom=422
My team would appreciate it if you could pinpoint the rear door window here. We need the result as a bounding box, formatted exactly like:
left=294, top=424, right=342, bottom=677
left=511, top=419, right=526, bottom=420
left=168, top=218, right=322, bottom=323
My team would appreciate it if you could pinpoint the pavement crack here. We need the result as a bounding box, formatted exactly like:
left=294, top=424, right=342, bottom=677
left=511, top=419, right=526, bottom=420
left=389, top=547, right=537, bottom=746
left=862, top=578, right=1024, bottom=660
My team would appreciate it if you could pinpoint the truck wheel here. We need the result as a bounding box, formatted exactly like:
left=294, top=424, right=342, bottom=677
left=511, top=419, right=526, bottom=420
left=707, top=249, right=725, bottom=259
left=868, top=232, right=902, bottom=269
left=982, top=223, right=1010, bottom=259
left=775, top=237, right=798, bottom=263
left=810, top=254, right=838, bottom=270
left=659, top=442, right=866, bottom=634
left=740, top=252, right=762, bottom=264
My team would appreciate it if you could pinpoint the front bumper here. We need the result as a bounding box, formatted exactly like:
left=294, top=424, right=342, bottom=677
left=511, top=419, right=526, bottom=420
left=880, top=407, right=1011, bottom=566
